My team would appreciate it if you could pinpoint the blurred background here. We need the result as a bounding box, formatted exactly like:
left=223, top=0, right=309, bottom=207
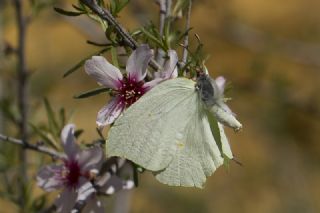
left=1, top=0, right=320, bottom=212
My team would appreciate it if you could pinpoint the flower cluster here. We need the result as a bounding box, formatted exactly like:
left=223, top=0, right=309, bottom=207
left=37, top=124, right=134, bottom=212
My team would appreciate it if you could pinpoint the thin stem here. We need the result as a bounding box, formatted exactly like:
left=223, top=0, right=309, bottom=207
left=79, top=0, right=162, bottom=71
left=157, top=0, right=166, bottom=37
left=156, top=0, right=167, bottom=64
left=0, top=133, right=64, bottom=158
left=182, top=0, right=192, bottom=64
left=14, top=0, right=28, bottom=209
left=0, top=7, right=3, bottom=133
left=165, top=0, right=172, bottom=18
left=156, top=0, right=172, bottom=64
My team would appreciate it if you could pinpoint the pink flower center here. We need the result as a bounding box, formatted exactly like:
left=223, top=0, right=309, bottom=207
left=117, top=77, right=146, bottom=107
left=62, top=159, right=81, bottom=189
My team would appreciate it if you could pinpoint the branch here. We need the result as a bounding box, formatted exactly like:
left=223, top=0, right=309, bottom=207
left=156, top=0, right=168, bottom=64
left=182, top=0, right=192, bottom=64
left=165, top=0, right=172, bottom=18
left=0, top=133, right=64, bottom=158
left=157, top=0, right=166, bottom=37
left=14, top=0, right=28, bottom=208
left=79, top=0, right=162, bottom=71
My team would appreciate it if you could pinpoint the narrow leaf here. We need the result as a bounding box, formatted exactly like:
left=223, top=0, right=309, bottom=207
left=140, top=28, right=165, bottom=50
left=74, top=129, right=84, bottom=138
left=63, top=47, right=111, bottom=78
left=111, top=46, right=119, bottom=68
left=54, top=7, right=85, bottom=16
left=74, top=87, right=111, bottom=99
left=44, top=98, right=59, bottom=136
left=29, top=123, right=59, bottom=149
left=59, top=108, right=66, bottom=128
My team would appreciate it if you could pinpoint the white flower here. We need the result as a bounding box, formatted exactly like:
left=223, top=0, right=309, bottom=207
left=37, top=124, right=105, bottom=213
left=85, top=45, right=163, bottom=128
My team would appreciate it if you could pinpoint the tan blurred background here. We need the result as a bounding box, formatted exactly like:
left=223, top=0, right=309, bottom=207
left=1, top=0, right=320, bottom=212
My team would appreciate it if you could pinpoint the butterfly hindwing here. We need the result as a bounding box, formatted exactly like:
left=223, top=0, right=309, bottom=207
left=155, top=98, right=224, bottom=187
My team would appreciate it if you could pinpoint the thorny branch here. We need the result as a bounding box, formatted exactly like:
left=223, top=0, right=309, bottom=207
left=80, top=0, right=162, bottom=71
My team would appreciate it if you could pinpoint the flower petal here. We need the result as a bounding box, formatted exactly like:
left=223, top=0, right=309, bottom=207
left=54, top=189, right=77, bottom=213
left=37, top=164, right=64, bottom=192
left=85, top=56, right=123, bottom=89
left=76, top=181, right=96, bottom=202
left=126, top=44, right=153, bottom=82
left=162, top=50, right=178, bottom=79
left=61, top=124, right=80, bottom=158
left=77, top=146, right=104, bottom=172
left=96, top=97, right=124, bottom=127
left=98, top=175, right=131, bottom=195
left=215, top=76, right=226, bottom=93
left=142, top=78, right=163, bottom=92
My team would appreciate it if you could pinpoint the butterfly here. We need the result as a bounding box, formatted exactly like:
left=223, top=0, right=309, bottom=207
left=106, top=74, right=242, bottom=188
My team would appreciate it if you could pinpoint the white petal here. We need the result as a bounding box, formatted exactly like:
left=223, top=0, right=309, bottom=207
left=77, top=146, right=104, bottom=172
left=96, top=97, right=124, bottom=127
left=215, top=76, right=226, bottom=93
left=126, top=44, right=153, bottom=82
left=37, top=164, right=63, bottom=192
left=162, top=50, right=178, bottom=79
left=85, top=56, right=123, bottom=89
left=76, top=181, right=96, bottom=201
left=142, top=78, right=163, bottom=91
left=209, top=104, right=242, bottom=131
left=98, top=175, right=128, bottom=195
left=55, top=189, right=77, bottom=213
left=61, top=124, right=80, bottom=158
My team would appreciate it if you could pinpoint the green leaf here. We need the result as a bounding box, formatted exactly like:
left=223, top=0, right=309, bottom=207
left=59, top=107, right=66, bottom=127
left=54, top=7, right=85, bottom=16
left=74, top=87, right=111, bottom=99
left=31, top=194, right=47, bottom=211
left=223, top=154, right=231, bottom=169
left=206, top=110, right=223, bottom=154
left=87, top=40, right=112, bottom=47
left=133, top=164, right=139, bottom=187
left=72, top=4, right=85, bottom=12
left=111, top=46, right=119, bottom=68
left=63, top=47, right=111, bottom=78
left=140, top=28, right=166, bottom=50
left=44, top=98, right=59, bottom=136
left=173, top=0, right=190, bottom=16
left=74, top=129, right=84, bottom=138
left=29, top=123, right=59, bottom=149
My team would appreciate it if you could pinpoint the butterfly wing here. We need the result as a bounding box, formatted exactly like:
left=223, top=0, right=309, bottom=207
left=107, top=78, right=197, bottom=171
left=107, top=78, right=224, bottom=187
left=218, top=122, right=233, bottom=159
left=154, top=99, right=224, bottom=187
